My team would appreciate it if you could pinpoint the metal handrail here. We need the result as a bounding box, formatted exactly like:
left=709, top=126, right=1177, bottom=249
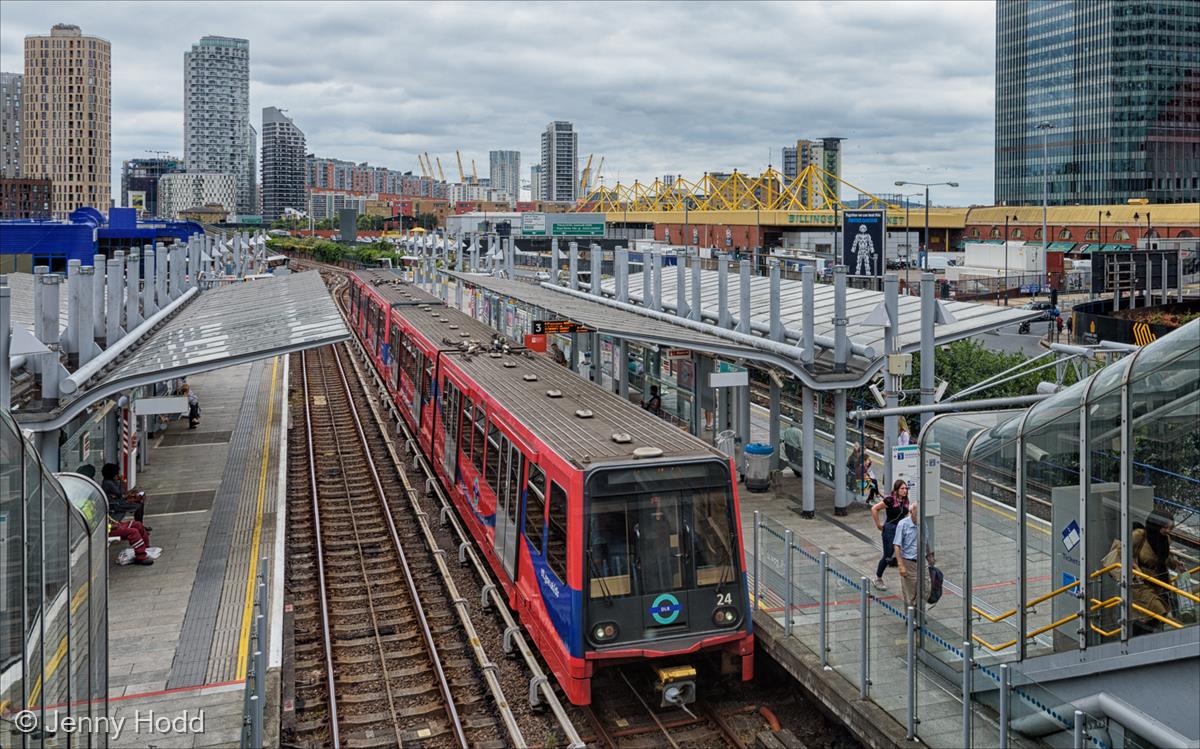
left=239, top=559, right=267, bottom=749
left=970, top=563, right=1121, bottom=625
left=1132, top=568, right=1200, bottom=604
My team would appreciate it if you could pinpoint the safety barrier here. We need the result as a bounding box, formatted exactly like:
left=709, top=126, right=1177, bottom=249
left=239, top=555, right=268, bottom=749
left=750, top=510, right=1114, bottom=749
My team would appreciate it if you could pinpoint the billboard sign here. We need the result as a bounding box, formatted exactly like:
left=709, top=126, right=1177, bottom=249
left=129, top=191, right=147, bottom=212
left=550, top=221, right=604, bottom=237
left=842, top=209, right=885, bottom=277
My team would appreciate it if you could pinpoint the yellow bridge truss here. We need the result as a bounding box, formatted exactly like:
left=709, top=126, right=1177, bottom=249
left=577, top=165, right=900, bottom=214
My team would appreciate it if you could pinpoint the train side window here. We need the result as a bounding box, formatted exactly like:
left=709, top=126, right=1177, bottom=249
left=390, top=325, right=401, bottom=382
left=440, top=378, right=452, bottom=431
left=507, top=444, right=523, bottom=527
left=546, top=480, right=568, bottom=583
left=422, top=360, right=433, bottom=404
left=524, top=464, right=546, bottom=555
left=493, top=434, right=509, bottom=499
left=460, top=397, right=474, bottom=459
left=486, top=420, right=501, bottom=494
left=472, top=406, right=485, bottom=473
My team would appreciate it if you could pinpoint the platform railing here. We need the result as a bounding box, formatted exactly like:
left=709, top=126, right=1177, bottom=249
left=240, top=555, right=268, bottom=749
left=750, top=509, right=1116, bottom=749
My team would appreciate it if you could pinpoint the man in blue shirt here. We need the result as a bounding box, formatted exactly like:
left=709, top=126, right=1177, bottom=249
left=894, top=501, right=921, bottom=609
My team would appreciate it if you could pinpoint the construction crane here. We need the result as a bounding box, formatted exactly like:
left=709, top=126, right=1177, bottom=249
left=456, top=150, right=467, bottom=184
left=579, top=154, right=594, bottom=193
left=424, top=152, right=434, bottom=182
left=471, top=159, right=479, bottom=186
left=435, top=157, right=446, bottom=183
left=595, top=156, right=606, bottom=187
left=417, top=154, right=429, bottom=179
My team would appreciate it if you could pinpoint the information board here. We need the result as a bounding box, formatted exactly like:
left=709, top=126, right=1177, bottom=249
left=842, top=209, right=885, bottom=277
left=533, top=319, right=595, bottom=335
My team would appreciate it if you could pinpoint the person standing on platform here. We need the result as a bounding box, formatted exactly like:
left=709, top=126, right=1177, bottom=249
left=185, top=385, right=201, bottom=429
left=551, top=342, right=567, bottom=366
left=897, top=417, right=912, bottom=447
left=1066, top=315, right=1074, bottom=340
left=871, top=480, right=910, bottom=591
left=895, top=501, right=921, bottom=608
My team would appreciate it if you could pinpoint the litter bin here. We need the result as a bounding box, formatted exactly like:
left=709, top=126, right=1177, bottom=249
left=743, top=442, right=774, bottom=493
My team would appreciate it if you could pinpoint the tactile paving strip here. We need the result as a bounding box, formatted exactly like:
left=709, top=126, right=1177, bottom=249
left=166, top=361, right=264, bottom=689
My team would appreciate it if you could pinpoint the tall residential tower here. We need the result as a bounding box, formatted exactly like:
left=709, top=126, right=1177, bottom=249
left=261, top=107, right=306, bottom=221
left=21, top=25, right=111, bottom=218
left=540, top=121, right=578, bottom=203
left=995, top=0, right=1199, bottom=205
left=184, top=36, right=255, bottom=213
left=488, top=150, right=521, bottom=203
left=1, top=72, right=23, bottom=178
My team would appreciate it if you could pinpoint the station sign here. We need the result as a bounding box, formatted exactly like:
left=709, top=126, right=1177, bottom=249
left=521, top=213, right=547, bottom=236
left=893, top=444, right=941, bottom=517
left=665, top=348, right=691, bottom=360
left=551, top=222, right=605, bottom=237
left=842, top=209, right=885, bottom=277
left=533, top=319, right=595, bottom=335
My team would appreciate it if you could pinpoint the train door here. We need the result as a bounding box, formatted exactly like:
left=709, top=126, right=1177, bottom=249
left=442, top=379, right=460, bottom=480
left=493, top=437, right=524, bottom=580
left=409, top=349, right=423, bottom=424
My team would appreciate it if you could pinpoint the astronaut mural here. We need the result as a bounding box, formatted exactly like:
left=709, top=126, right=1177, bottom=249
left=842, top=210, right=886, bottom=277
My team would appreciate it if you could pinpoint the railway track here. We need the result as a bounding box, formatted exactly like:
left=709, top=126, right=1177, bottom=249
left=287, top=344, right=512, bottom=748
left=581, top=670, right=748, bottom=749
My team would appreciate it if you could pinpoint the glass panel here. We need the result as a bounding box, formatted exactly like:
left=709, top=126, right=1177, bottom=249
left=0, top=414, right=25, bottom=749
left=757, top=516, right=788, bottom=629
left=1087, top=363, right=1125, bottom=644
left=546, top=482, right=568, bottom=583
left=1128, top=331, right=1199, bottom=636
left=24, top=441, right=44, bottom=725
left=966, top=428, right=1022, bottom=664
left=825, top=555, right=864, bottom=690
left=69, top=510, right=90, bottom=726
left=41, top=487, right=70, bottom=713
left=1023, top=402, right=1080, bottom=654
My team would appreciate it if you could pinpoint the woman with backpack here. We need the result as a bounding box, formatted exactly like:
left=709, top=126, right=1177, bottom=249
left=870, top=480, right=910, bottom=590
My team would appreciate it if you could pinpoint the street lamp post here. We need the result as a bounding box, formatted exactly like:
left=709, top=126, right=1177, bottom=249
left=894, top=180, right=959, bottom=271
left=1004, top=214, right=1010, bottom=305
left=1037, top=122, right=1055, bottom=289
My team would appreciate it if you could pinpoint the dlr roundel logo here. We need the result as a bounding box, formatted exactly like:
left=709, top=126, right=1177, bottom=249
left=650, top=593, right=682, bottom=625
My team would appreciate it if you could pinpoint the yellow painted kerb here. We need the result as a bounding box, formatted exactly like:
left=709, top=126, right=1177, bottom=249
left=236, top=356, right=279, bottom=679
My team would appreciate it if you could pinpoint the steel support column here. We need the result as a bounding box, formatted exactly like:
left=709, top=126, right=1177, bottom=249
left=834, top=391, right=848, bottom=512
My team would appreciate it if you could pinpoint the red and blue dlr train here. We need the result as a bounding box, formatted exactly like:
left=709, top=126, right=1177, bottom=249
left=347, top=270, right=754, bottom=705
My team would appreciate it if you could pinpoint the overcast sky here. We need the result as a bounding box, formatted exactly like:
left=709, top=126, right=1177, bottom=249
left=1, top=1, right=996, bottom=206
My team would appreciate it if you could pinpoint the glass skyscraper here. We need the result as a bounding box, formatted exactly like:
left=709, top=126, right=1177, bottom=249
left=995, top=0, right=1200, bottom=206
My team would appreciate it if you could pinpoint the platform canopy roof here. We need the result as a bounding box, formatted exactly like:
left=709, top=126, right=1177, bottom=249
left=5, top=272, right=71, bottom=333
left=20, top=271, right=348, bottom=431
left=448, top=270, right=778, bottom=364
left=452, top=268, right=1038, bottom=390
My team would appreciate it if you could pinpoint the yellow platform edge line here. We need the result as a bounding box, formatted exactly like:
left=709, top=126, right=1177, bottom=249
left=236, top=356, right=280, bottom=680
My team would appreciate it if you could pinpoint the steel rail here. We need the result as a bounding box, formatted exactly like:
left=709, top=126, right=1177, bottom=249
left=327, top=344, right=470, bottom=748
left=332, top=268, right=587, bottom=748
left=339, top=340, right=530, bottom=747
left=298, top=350, right=341, bottom=749
left=309, top=347, right=406, bottom=749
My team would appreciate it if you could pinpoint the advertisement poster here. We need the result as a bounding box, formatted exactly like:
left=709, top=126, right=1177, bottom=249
left=129, top=191, right=146, bottom=212
left=842, top=209, right=885, bottom=277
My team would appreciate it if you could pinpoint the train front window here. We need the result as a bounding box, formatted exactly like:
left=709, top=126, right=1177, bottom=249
left=586, top=462, right=736, bottom=600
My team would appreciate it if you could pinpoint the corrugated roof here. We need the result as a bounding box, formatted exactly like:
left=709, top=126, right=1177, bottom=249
left=449, top=271, right=772, bottom=366
left=354, top=268, right=444, bottom=306
left=448, top=268, right=1039, bottom=389
left=22, top=271, right=347, bottom=430
left=446, top=347, right=716, bottom=465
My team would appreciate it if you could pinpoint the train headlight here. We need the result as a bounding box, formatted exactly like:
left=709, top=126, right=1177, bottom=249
left=712, top=607, right=739, bottom=627
left=592, top=622, right=619, bottom=642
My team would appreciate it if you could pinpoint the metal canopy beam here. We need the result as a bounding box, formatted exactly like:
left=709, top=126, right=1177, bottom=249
left=21, top=271, right=348, bottom=432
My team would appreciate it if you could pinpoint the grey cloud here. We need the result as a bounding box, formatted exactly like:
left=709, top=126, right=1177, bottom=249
left=0, top=0, right=995, bottom=204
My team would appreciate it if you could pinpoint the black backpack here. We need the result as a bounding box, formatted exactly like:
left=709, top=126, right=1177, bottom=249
left=927, top=563, right=944, bottom=606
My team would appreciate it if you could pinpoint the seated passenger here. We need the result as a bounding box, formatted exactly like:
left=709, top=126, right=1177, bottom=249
left=110, top=516, right=154, bottom=566
left=101, top=463, right=148, bottom=526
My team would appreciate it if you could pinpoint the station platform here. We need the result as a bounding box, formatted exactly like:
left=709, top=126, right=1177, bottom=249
left=738, top=470, right=1037, bottom=749
left=105, top=358, right=286, bottom=748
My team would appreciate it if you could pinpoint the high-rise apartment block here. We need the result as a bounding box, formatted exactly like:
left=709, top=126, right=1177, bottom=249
left=261, top=107, right=306, bottom=221
left=1, top=72, right=23, bottom=178
left=530, top=164, right=543, bottom=201
left=540, top=121, right=578, bottom=203
left=996, top=0, right=1200, bottom=205
left=21, top=25, right=111, bottom=218
left=121, top=156, right=183, bottom=217
left=488, top=150, right=521, bottom=202
left=184, top=36, right=255, bottom=213
left=780, top=137, right=843, bottom=206
left=158, top=171, right=237, bottom=219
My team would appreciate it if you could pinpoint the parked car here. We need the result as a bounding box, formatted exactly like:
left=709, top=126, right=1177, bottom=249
left=1021, top=300, right=1058, bottom=320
